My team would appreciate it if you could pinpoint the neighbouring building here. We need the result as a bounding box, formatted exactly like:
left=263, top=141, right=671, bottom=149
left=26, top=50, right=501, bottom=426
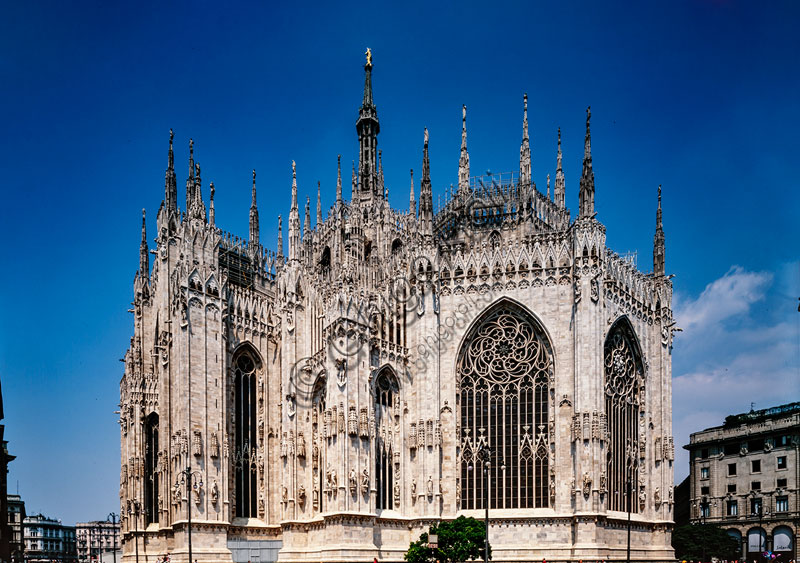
left=0, top=378, right=15, bottom=563
left=684, top=402, right=800, bottom=561
left=120, top=51, right=676, bottom=562
left=7, top=495, right=25, bottom=563
left=76, top=521, right=119, bottom=563
left=23, top=514, right=76, bottom=563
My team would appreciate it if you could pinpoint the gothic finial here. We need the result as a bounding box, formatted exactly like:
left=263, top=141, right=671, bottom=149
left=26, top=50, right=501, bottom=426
left=336, top=155, right=342, bottom=203
left=654, top=185, right=665, bottom=276
left=165, top=129, right=177, bottom=214
left=409, top=168, right=416, bottom=216
left=209, top=181, right=215, bottom=226
left=304, top=195, right=311, bottom=236
left=547, top=174, right=550, bottom=199
left=277, top=214, right=284, bottom=260
left=578, top=107, right=595, bottom=218
left=458, top=105, right=470, bottom=194
left=519, top=93, right=532, bottom=188
left=291, top=160, right=298, bottom=210
left=317, top=181, right=322, bottom=225
left=419, top=128, right=433, bottom=237
left=139, top=208, right=149, bottom=278
left=351, top=160, right=357, bottom=200
left=554, top=128, right=565, bottom=208
left=289, top=162, right=300, bottom=261
left=189, top=139, right=195, bottom=177
left=168, top=129, right=174, bottom=169
left=250, top=170, right=259, bottom=246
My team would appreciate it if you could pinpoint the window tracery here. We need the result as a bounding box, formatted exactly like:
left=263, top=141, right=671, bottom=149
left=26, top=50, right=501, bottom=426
left=458, top=303, right=553, bottom=509
left=375, top=369, right=398, bottom=510
left=233, top=349, right=259, bottom=518
left=604, top=319, right=643, bottom=512
left=144, top=412, right=159, bottom=524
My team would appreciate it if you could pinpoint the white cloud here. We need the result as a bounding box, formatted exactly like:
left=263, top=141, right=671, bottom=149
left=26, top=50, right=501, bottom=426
left=670, top=264, right=800, bottom=483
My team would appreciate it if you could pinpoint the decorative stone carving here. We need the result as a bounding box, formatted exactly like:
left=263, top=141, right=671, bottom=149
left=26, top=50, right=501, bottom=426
left=210, top=432, right=219, bottom=459
left=639, top=487, right=647, bottom=511
left=599, top=471, right=607, bottom=494
left=280, top=432, right=288, bottom=458
left=582, top=472, right=591, bottom=496
left=409, top=423, right=417, bottom=450
left=361, top=468, right=369, bottom=495
left=348, top=405, right=357, bottom=436
left=411, top=479, right=417, bottom=499
left=335, top=357, right=347, bottom=388
left=654, top=486, right=661, bottom=507
left=337, top=402, right=345, bottom=434
left=298, top=485, right=306, bottom=507
left=427, top=475, right=434, bottom=498
left=349, top=468, right=357, bottom=495
left=211, top=481, right=218, bottom=505
left=590, top=274, right=600, bottom=302
left=192, top=430, right=202, bottom=457
left=297, top=432, right=306, bottom=459
left=359, top=407, right=369, bottom=438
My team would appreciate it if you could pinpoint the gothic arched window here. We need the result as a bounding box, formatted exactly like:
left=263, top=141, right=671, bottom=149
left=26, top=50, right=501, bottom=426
left=375, top=369, right=399, bottom=510
left=233, top=349, right=259, bottom=518
left=144, top=412, right=159, bottom=525
left=458, top=302, right=553, bottom=510
left=604, top=319, right=644, bottom=512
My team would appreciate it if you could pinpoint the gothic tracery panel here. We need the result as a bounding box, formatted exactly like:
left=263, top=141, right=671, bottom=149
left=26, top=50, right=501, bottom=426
left=458, top=302, right=553, bottom=509
left=232, top=348, right=259, bottom=518
left=604, top=318, right=644, bottom=512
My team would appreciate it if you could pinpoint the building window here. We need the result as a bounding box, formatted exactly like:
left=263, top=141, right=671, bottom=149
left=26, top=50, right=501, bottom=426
left=751, top=497, right=762, bottom=515
left=604, top=318, right=644, bottom=513
left=748, top=438, right=764, bottom=451
left=727, top=500, right=738, bottom=516
left=751, top=459, right=761, bottom=473
left=701, top=486, right=710, bottom=495
left=375, top=368, right=399, bottom=510
left=728, top=463, right=737, bottom=476
left=752, top=481, right=761, bottom=492
left=701, top=467, right=710, bottom=479
left=727, top=484, right=736, bottom=493
left=144, top=412, right=159, bottom=525
left=458, top=302, right=553, bottom=510
left=776, top=435, right=789, bottom=447
left=232, top=348, right=259, bottom=518
left=700, top=503, right=710, bottom=518
left=777, top=478, right=787, bottom=488
left=724, top=443, right=738, bottom=456
left=311, top=374, right=326, bottom=513
left=700, top=448, right=709, bottom=459
left=777, top=456, right=787, bottom=470
left=775, top=495, right=789, bottom=513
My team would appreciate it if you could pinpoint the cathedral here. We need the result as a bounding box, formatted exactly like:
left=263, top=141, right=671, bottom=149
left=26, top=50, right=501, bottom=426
left=119, top=53, right=676, bottom=563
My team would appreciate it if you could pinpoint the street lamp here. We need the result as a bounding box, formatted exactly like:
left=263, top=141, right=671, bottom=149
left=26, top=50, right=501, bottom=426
left=107, top=513, right=118, bottom=563
left=475, top=444, right=503, bottom=563
left=175, top=466, right=203, bottom=563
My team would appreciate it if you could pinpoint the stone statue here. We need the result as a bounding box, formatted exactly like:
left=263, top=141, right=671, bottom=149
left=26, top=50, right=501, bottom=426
left=427, top=475, right=434, bottom=498
left=654, top=487, right=661, bottom=506
left=411, top=479, right=417, bottom=497
left=349, top=468, right=357, bottom=495
left=361, top=468, right=369, bottom=495
left=298, top=485, right=306, bottom=507
left=582, top=472, right=591, bottom=496
left=365, top=47, right=372, bottom=66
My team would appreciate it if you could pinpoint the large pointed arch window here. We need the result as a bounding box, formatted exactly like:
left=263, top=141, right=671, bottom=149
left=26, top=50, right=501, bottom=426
left=458, top=302, right=553, bottom=509
left=375, top=368, right=399, bottom=510
left=233, top=349, right=259, bottom=518
left=311, top=374, right=326, bottom=513
left=604, top=319, right=644, bottom=512
left=144, top=412, right=159, bottom=525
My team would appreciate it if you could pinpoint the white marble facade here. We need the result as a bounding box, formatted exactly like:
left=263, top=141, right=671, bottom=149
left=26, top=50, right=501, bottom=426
left=119, top=56, right=676, bottom=563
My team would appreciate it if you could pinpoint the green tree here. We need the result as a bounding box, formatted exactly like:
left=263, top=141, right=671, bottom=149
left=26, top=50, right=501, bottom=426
left=405, top=516, right=491, bottom=563
left=672, top=524, right=740, bottom=561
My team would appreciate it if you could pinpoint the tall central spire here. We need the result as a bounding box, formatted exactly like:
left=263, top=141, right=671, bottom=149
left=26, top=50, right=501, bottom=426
left=356, top=49, right=380, bottom=200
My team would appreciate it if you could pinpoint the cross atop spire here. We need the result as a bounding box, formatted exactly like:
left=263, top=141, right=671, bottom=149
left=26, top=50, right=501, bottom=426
left=458, top=105, right=470, bottom=195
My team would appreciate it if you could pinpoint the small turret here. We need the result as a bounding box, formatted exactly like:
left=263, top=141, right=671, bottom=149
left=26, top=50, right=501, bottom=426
left=519, top=94, right=532, bottom=188
left=249, top=170, right=259, bottom=247
left=458, top=105, right=470, bottom=195
left=578, top=107, right=595, bottom=218
left=653, top=185, right=666, bottom=276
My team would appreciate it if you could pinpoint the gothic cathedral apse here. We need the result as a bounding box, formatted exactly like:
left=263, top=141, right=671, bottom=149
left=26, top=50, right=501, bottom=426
left=119, top=52, right=676, bottom=563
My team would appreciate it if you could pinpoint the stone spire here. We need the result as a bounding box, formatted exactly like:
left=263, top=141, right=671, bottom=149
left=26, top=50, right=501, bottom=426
left=165, top=129, right=177, bottom=214
left=139, top=208, right=149, bottom=278
left=356, top=50, right=380, bottom=198
left=546, top=174, right=550, bottom=200
left=519, top=94, right=532, bottom=188
left=458, top=105, right=470, bottom=195
left=578, top=107, right=595, bottom=218
left=277, top=215, right=284, bottom=261
left=409, top=168, right=416, bottom=217
left=304, top=195, right=311, bottom=238
left=249, top=169, right=259, bottom=247
left=209, top=182, right=215, bottom=226
left=419, top=128, right=433, bottom=237
left=351, top=161, right=357, bottom=200
left=653, top=185, right=665, bottom=276
left=185, top=139, right=194, bottom=212
left=189, top=160, right=206, bottom=221
left=378, top=150, right=384, bottom=196
left=289, top=161, right=300, bottom=261
left=554, top=128, right=566, bottom=208
left=316, top=181, right=322, bottom=225
left=336, top=155, right=343, bottom=204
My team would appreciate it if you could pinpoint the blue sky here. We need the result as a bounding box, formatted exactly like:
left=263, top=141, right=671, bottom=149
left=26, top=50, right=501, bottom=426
left=0, top=1, right=798, bottom=525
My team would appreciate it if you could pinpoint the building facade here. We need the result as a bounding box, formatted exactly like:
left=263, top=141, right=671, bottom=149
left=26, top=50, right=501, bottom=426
left=23, top=515, right=76, bottom=563
left=684, top=402, right=800, bottom=562
left=7, top=495, right=25, bottom=563
left=76, top=521, right=119, bottom=563
left=0, top=378, right=15, bottom=563
left=119, top=54, right=676, bottom=563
